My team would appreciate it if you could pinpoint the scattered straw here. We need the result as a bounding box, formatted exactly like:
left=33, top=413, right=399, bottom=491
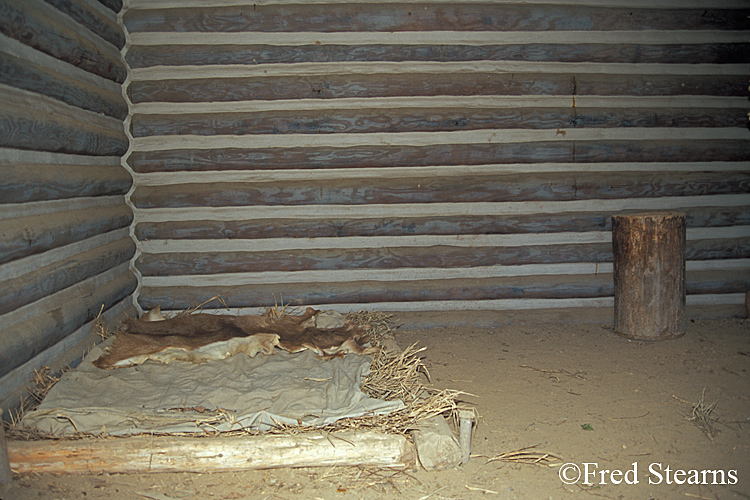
left=178, top=295, right=229, bottom=317
left=685, top=388, right=719, bottom=440
left=92, top=304, right=111, bottom=340
left=487, top=444, right=561, bottom=466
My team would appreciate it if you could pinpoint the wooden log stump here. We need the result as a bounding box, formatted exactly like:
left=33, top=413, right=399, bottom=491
left=612, top=212, right=686, bottom=340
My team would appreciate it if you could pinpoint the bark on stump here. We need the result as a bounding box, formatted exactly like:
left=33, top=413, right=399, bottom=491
left=612, top=212, right=686, bottom=340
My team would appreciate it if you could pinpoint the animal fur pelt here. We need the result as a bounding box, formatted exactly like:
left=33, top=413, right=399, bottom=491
left=93, top=307, right=377, bottom=369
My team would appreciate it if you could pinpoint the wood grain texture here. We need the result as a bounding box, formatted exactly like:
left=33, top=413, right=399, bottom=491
left=135, top=243, right=616, bottom=276
left=123, top=4, right=750, bottom=33
left=130, top=107, right=746, bottom=137
left=125, top=42, right=750, bottom=68
left=0, top=270, right=137, bottom=379
left=613, top=212, right=686, bottom=339
left=0, top=236, right=135, bottom=315
left=0, top=49, right=128, bottom=120
left=8, top=431, right=415, bottom=474
left=0, top=204, right=133, bottom=265
left=127, top=72, right=747, bottom=104
left=0, top=163, right=131, bottom=203
left=137, top=268, right=750, bottom=311
left=43, top=0, right=125, bottom=49
left=0, top=86, right=128, bottom=156
left=127, top=139, right=750, bottom=173
left=130, top=171, right=750, bottom=208
left=132, top=206, right=750, bottom=241
left=0, top=0, right=126, bottom=83
left=135, top=237, right=750, bottom=277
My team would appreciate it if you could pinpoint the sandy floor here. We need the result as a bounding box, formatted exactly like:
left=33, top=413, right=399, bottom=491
left=2, top=317, right=749, bottom=499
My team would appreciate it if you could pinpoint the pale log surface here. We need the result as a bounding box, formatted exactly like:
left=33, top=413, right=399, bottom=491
left=8, top=431, right=416, bottom=474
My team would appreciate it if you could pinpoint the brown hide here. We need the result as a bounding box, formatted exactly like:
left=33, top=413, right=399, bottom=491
left=93, top=307, right=373, bottom=369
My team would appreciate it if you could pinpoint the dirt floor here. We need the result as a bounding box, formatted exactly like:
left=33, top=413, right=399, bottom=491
left=2, top=317, right=749, bottom=500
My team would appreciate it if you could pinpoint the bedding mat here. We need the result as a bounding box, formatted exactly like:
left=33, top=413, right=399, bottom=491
left=22, top=339, right=403, bottom=436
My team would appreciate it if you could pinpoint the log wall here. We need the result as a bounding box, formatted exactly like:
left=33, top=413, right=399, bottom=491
left=124, top=0, right=750, bottom=324
left=0, top=0, right=136, bottom=412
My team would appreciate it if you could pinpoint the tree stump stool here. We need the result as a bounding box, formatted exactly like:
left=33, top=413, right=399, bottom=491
left=612, top=212, right=686, bottom=340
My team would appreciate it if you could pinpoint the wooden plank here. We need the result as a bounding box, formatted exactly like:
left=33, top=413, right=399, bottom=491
left=130, top=106, right=746, bottom=138
left=125, top=42, right=750, bottom=68
left=132, top=206, right=750, bottom=241
left=122, top=4, right=750, bottom=33
left=130, top=171, right=750, bottom=208
left=0, top=268, right=137, bottom=379
left=0, top=236, right=135, bottom=315
left=127, top=72, right=746, bottom=104
left=0, top=204, right=132, bottom=265
left=0, top=34, right=128, bottom=119
left=8, top=431, right=416, bottom=474
left=0, top=85, right=128, bottom=156
left=0, top=0, right=126, bottom=83
left=137, top=268, right=750, bottom=313
left=43, top=0, right=125, bottom=49
left=0, top=163, right=131, bottom=203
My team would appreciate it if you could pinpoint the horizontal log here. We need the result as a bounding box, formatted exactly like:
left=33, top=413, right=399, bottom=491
left=127, top=72, right=746, bottom=104
left=0, top=37, right=128, bottom=119
left=0, top=163, right=131, bottom=203
left=130, top=171, right=750, bottom=208
left=125, top=42, right=750, bottom=69
left=137, top=268, right=750, bottom=311
left=0, top=236, right=136, bottom=315
left=43, top=0, right=125, bottom=49
left=0, top=269, right=137, bottom=379
left=689, top=237, right=750, bottom=261
left=135, top=213, right=610, bottom=240
left=140, top=274, right=617, bottom=310
left=8, top=430, right=415, bottom=474
left=127, top=139, right=750, bottom=173
left=136, top=243, right=615, bottom=276
left=0, top=204, right=132, bottom=265
left=130, top=106, right=746, bottom=137
left=135, top=237, right=750, bottom=277
left=133, top=206, right=750, bottom=241
left=132, top=107, right=572, bottom=137
left=0, top=0, right=126, bottom=83
left=123, top=4, right=750, bottom=33
left=0, top=85, right=128, bottom=156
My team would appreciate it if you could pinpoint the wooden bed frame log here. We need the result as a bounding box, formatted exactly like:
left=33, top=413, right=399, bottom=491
left=6, top=430, right=416, bottom=475
left=3, top=416, right=465, bottom=475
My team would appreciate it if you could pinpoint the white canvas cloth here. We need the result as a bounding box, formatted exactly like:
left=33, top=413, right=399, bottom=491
left=23, top=339, right=403, bottom=436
